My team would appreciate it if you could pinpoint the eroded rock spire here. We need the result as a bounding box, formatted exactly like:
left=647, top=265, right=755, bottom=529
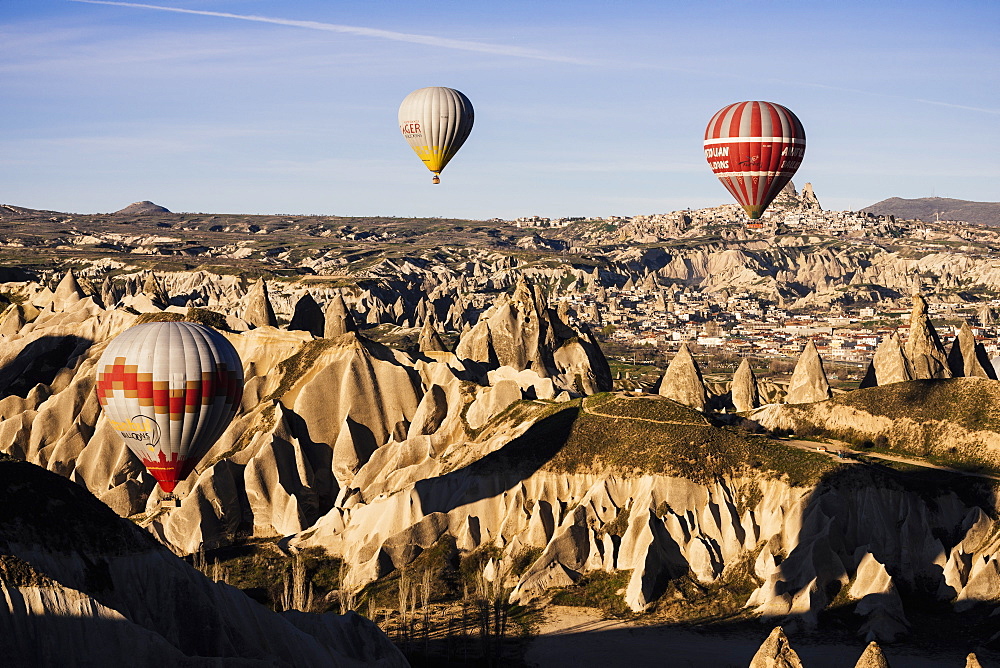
left=905, top=294, right=950, bottom=380
left=289, top=291, right=325, bottom=337
left=731, top=357, right=760, bottom=412
left=748, top=627, right=803, bottom=668
left=657, top=342, right=707, bottom=411
left=324, top=293, right=358, bottom=338
left=947, top=321, right=996, bottom=379
left=243, top=277, right=277, bottom=328
left=859, top=331, right=912, bottom=388
left=785, top=340, right=832, bottom=404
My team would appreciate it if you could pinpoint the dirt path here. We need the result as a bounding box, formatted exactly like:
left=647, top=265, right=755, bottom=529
left=523, top=606, right=980, bottom=668
left=780, top=438, right=1000, bottom=482
left=582, top=395, right=711, bottom=427
left=582, top=394, right=1000, bottom=483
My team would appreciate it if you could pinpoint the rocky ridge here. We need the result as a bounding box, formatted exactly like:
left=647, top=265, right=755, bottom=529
left=1, top=266, right=1000, bottom=660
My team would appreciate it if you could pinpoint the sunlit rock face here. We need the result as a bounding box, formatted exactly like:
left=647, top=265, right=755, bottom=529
left=784, top=340, right=831, bottom=405
left=657, top=343, right=707, bottom=411
left=905, top=294, right=951, bottom=380
left=455, top=276, right=611, bottom=394
left=4, top=267, right=1000, bottom=653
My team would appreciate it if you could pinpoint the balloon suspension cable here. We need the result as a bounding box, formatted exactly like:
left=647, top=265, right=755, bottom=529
left=432, top=174, right=441, bottom=184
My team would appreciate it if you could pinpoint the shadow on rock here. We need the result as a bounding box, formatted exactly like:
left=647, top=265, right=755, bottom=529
left=0, top=334, right=93, bottom=400
left=754, top=460, right=999, bottom=649
left=414, top=405, right=579, bottom=515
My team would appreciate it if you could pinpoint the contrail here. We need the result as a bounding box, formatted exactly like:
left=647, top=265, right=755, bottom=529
left=68, top=0, right=595, bottom=65
left=68, top=0, right=999, bottom=116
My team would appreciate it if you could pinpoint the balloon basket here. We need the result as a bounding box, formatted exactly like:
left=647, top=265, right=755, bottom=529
left=432, top=175, right=440, bottom=184
left=160, top=495, right=180, bottom=510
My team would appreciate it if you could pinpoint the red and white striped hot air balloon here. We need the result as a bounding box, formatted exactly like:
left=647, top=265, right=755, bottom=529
left=704, top=101, right=806, bottom=225
left=95, top=321, right=243, bottom=495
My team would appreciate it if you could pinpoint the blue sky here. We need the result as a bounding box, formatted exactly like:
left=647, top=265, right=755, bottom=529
left=2, top=0, right=997, bottom=218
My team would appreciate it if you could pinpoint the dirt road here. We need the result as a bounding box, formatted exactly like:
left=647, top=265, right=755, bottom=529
left=780, top=438, right=1000, bottom=482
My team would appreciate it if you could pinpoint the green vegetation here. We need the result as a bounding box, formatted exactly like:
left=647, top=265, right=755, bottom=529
left=649, top=551, right=762, bottom=624
left=133, top=307, right=229, bottom=329
left=0, top=554, right=56, bottom=587
left=195, top=542, right=344, bottom=611
left=185, top=307, right=229, bottom=330
left=363, top=323, right=421, bottom=353
left=835, top=378, right=1000, bottom=432
left=783, top=379, right=1000, bottom=475
left=585, top=393, right=709, bottom=423
left=362, top=534, right=464, bottom=609
left=550, top=570, right=632, bottom=616
left=467, top=393, right=838, bottom=486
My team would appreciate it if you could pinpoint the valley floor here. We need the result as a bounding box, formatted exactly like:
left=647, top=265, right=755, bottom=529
left=524, top=606, right=994, bottom=668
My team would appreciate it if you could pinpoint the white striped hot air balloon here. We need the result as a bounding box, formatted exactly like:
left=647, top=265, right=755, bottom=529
left=398, top=87, right=474, bottom=184
left=704, top=101, right=806, bottom=226
left=95, top=321, right=243, bottom=495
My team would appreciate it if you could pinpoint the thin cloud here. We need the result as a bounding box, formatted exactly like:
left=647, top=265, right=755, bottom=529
left=66, top=1, right=1000, bottom=117
left=68, top=0, right=595, bottom=65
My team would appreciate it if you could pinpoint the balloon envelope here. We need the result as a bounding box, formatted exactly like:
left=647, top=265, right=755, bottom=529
left=704, top=101, right=805, bottom=220
left=95, top=321, right=243, bottom=493
left=398, top=87, right=474, bottom=183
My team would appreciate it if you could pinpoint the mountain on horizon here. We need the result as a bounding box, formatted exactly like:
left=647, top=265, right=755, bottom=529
left=114, top=200, right=170, bottom=215
left=862, top=196, right=1000, bottom=226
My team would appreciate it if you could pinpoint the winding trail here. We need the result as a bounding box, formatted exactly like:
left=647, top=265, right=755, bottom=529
left=780, top=437, right=1000, bottom=482
left=581, top=395, right=1000, bottom=482
left=581, top=395, right=711, bottom=427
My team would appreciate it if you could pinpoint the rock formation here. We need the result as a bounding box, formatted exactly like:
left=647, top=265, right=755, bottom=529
left=784, top=340, right=832, bottom=404
left=947, top=321, right=996, bottom=379
left=324, top=294, right=358, bottom=338
left=859, top=332, right=912, bottom=388
left=418, top=317, right=448, bottom=353
left=748, top=627, right=803, bottom=668
left=289, top=291, right=325, bottom=337
left=731, top=357, right=760, bottom=412
left=0, top=303, right=27, bottom=336
left=0, top=458, right=405, bottom=667
left=847, top=552, right=908, bottom=643
left=800, top=182, right=821, bottom=210
left=5, top=257, right=1000, bottom=659
left=966, top=653, right=984, bottom=668
left=99, top=276, right=118, bottom=309
left=243, top=277, right=277, bottom=328
left=905, top=294, right=951, bottom=380
left=52, top=270, right=85, bottom=310
left=142, top=271, right=169, bottom=308
left=657, top=342, right=707, bottom=411
left=455, top=276, right=611, bottom=394
left=853, top=641, right=890, bottom=668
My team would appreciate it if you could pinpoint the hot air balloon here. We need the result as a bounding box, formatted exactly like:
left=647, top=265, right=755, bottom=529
left=95, top=321, right=243, bottom=500
left=704, top=101, right=805, bottom=227
left=398, top=87, right=474, bottom=184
